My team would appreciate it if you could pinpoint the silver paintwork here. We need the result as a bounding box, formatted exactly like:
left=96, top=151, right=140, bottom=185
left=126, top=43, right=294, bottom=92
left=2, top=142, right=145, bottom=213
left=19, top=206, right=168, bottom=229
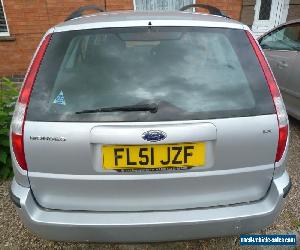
left=24, top=116, right=278, bottom=211
left=53, top=11, right=248, bottom=33
left=11, top=171, right=290, bottom=242
left=11, top=11, right=289, bottom=241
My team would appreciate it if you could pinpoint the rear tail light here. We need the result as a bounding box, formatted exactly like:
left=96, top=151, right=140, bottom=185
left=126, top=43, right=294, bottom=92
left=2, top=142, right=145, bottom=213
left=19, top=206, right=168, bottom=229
left=246, top=31, right=288, bottom=162
left=11, top=34, right=52, bottom=170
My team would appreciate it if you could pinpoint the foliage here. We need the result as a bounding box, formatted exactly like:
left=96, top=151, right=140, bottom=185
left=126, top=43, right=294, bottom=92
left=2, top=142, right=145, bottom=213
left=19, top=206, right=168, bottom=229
left=0, top=77, right=19, bottom=179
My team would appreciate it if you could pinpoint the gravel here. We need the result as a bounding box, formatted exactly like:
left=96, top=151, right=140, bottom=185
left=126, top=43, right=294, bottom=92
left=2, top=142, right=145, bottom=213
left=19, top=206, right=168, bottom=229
left=0, top=118, right=299, bottom=249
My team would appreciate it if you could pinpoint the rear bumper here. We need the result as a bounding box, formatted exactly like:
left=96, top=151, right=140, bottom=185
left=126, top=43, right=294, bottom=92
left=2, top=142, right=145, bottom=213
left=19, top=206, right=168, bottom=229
left=11, top=171, right=291, bottom=243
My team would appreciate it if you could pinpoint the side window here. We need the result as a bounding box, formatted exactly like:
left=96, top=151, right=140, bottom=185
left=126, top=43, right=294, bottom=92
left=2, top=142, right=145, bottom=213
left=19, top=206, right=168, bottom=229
left=260, top=23, right=300, bottom=51
left=0, top=0, right=9, bottom=36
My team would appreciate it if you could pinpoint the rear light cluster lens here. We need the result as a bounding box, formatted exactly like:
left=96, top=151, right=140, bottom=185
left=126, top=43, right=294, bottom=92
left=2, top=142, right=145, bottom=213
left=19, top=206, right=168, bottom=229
left=11, top=102, right=26, bottom=135
left=246, top=31, right=288, bottom=162
left=11, top=34, right=52, bottom=171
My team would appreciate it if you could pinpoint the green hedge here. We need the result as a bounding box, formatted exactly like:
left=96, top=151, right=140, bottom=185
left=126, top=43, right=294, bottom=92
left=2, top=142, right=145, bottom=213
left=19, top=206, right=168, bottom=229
left=0, top=78, right=19, bottom=179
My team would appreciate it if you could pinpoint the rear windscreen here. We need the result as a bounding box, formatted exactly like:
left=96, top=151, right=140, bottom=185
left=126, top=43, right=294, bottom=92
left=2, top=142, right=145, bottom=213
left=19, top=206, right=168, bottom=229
left=27, top=27, right=274, bottom=122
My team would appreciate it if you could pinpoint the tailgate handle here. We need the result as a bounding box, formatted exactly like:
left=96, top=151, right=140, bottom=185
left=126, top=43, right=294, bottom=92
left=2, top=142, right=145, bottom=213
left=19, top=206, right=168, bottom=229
left=90, top=123, right=217, bottom=144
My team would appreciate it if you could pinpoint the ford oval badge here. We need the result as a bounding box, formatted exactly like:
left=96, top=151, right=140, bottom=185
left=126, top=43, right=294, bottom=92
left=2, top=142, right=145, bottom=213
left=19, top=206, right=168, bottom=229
left=142, top=130, right=167, bottom=142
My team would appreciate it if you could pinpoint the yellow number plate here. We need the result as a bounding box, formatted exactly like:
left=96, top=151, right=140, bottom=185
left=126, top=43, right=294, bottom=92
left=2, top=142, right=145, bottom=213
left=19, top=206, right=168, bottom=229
left=102, top=143, right=205, bottom=170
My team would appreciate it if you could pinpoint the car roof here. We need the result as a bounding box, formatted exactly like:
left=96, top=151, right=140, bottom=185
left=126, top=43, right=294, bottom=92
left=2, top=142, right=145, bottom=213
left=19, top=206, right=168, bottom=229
left=53, top=11, right=247, bottom=33
left=283, top=18, right=300, bottom=25
left=258, top=18, right=300, bottom=40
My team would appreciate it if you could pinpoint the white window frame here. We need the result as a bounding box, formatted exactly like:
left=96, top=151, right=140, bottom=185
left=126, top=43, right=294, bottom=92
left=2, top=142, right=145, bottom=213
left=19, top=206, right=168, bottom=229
left=252, top=0, right=290, bottom=37
left=0, top=0, right=10, bottom=37
left=133, top=0, right=196, bottom=12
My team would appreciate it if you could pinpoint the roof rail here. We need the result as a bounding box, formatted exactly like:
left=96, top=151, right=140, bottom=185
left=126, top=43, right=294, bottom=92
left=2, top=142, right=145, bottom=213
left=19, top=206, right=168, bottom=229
left=179, top=3, right=229, bottom=18
left=65, top=5, right=105, bottom=21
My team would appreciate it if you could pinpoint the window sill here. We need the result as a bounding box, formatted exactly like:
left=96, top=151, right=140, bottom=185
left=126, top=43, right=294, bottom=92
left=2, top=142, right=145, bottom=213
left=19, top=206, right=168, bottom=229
left=0, top=36, right=16, bottom=41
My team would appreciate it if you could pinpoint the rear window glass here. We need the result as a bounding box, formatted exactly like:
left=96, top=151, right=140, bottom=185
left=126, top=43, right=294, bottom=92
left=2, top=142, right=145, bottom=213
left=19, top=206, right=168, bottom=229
left=27, top=27, right=274, bottom=122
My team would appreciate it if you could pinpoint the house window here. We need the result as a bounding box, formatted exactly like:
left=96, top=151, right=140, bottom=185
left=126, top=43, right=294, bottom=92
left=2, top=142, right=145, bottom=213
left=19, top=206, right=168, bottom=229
left=259, top=0, right=272, bottom=20
left=134, top=0, right=195, bottom=11
left=0, top=0, right=9, bottom=36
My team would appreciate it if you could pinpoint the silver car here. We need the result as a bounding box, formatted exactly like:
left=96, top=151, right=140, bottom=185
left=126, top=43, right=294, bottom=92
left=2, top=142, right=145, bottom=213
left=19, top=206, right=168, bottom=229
left=10, top=4, right=291, bottom=242
left=259, top=19, right=300, bottom=120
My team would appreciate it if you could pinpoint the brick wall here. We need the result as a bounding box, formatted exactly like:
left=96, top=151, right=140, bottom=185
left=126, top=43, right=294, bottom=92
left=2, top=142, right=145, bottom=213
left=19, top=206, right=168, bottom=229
left=287, top=0, right=300, bottom=21
left=196, top=0, right=242, bottom=20
left=0, top=0, right=241, bottom=79
left=0, top=0, right=133, bottom=78
left=240, top=0, right=255, bottom=27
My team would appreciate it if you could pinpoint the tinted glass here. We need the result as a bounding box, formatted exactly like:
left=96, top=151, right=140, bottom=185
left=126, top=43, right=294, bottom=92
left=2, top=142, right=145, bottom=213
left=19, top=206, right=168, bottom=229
left=260, top=23, right=300, bottom=51
left=27, top=27, right=274, bottom=122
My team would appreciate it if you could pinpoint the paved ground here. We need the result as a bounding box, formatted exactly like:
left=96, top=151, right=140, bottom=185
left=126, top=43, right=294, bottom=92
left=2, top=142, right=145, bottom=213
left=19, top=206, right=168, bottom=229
left=0, top=118, right=299, bottom=249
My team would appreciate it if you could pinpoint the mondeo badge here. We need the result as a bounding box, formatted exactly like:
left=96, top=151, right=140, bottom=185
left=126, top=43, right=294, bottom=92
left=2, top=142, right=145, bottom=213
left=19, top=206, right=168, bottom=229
left=30, top=136, right=66, bottom=142
left=142, top=130, right=167, bottom=142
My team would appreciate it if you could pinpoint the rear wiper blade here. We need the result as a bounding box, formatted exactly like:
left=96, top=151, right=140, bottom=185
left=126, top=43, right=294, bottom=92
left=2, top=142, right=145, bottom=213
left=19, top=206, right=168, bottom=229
left=75, top=103, right=158, bottom=114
